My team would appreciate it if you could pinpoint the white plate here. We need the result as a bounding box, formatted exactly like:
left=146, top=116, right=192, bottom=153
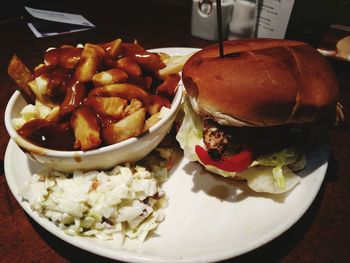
left=4, top=47, right=328, bottom=263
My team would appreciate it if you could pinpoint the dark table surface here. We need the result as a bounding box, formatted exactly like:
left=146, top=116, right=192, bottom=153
left=1, top=1, right=350, bottom=263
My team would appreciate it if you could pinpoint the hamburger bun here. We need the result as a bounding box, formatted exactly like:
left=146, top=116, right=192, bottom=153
left=182, top=38, right=339, bottom=127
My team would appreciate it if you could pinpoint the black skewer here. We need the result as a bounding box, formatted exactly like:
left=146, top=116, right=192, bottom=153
left=216, top=0, right=224, bottom=57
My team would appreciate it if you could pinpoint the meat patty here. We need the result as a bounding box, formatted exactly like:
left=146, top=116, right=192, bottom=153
left=203, top=121, right=231, bottom=160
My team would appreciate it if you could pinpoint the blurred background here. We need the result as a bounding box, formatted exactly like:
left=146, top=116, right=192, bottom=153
left=1, top=0, right=350, bottom=47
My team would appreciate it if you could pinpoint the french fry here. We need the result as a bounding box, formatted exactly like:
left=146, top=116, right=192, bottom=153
left=45, top=106, right=60, bottom=122
left=156, top=73, right=181, bottom=96
left=44, top=49, right=60, bottom=67
left=124, top=98, right=143, bottom=116
left=158, top=52, right=171, bottom=63
left=144, top=76, right=153, bottom=90
left=17, top=118, right=54, bottom=138
left=45, top=68, right=72, bottom=100
left=59, top=47, right=83, bottom=69
left=74, top=44, right=105, bottom=82
left=99, top=38, right=122, bottom=58
left=27, top=76, right=61, bottom=108
left=122, top=43, right=166, bottom=71
left=85, top=43, right=106, bottom=57
left=27, top=79, right=46, bottom=103
left=60, top=79, right=86, bottom=116
left=7, top=54, right=36, bottom=103
left=116, top=56, right=142, bottom=78
left=144, top=112, right=161, bottom=131
left=147, top=95, right=171, bottom=115
left=89, top=83, right=152, bottom=103
left=158, top=53, right=193, bottom=78
left=103, top=57, right=117, bottom=68
left=34, top=63, right=47, bottom=75
left=86, top=96, right=127, bottom=119
left=103, top=108, right=146, bottom=144
left=31, top=66, right=72, bottom=104
left=71, top=107, right=101, bottom=151
left=44, top=47, right=82, bottom=69
left=92, top=68, right=128, bottom=87
left=135, top=52, right=165, bottom=71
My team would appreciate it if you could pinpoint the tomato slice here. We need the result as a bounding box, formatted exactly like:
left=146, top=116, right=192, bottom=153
left=195, top=145, right=253, bottom=172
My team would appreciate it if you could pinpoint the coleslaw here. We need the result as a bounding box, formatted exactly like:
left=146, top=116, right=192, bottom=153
left=19, top=148, right=171, bottom=243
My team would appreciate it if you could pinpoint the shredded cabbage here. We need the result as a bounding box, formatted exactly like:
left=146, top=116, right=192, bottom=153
left=20, top=150, right=170, bottom=243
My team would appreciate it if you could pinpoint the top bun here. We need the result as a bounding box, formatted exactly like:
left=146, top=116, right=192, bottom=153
left=182, top=38, right=339, bottom=127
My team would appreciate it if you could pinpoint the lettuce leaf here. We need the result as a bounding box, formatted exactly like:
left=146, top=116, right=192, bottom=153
left=237, top=165, right=301, bottom=194
left=204, top=164, right=237, bottom=178
left=175, top=96, right=204, bottom=161
left=203, top=162, right=301, bottom=194
left=255, top=146, right=301, bottom=189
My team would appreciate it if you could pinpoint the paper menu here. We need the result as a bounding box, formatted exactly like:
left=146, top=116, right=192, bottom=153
left=25, top=6, right=95, bottom=38
left=256, top=0, right=295, bottom=39
left=25, top=7, right=94, bottom=27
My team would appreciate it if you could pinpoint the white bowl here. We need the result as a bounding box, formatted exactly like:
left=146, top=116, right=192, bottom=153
left=5, top=84, right=183, bottom=173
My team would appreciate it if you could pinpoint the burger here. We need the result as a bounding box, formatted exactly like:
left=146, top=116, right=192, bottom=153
left=176, top=38, right=342, bottom=194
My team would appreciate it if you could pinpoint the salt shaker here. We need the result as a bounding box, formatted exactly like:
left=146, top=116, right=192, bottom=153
left=228, top=0, right=258, bottom=40
left=191, top=0, right=234, bottom=41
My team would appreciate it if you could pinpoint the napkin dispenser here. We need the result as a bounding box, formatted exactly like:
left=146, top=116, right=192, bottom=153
left=191, top=0, right=234, bottom=41
left=228, top=0, right=258, bottom=40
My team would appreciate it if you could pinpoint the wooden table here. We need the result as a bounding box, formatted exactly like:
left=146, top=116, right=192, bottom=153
left=1, top=1, right=349, bottom=262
